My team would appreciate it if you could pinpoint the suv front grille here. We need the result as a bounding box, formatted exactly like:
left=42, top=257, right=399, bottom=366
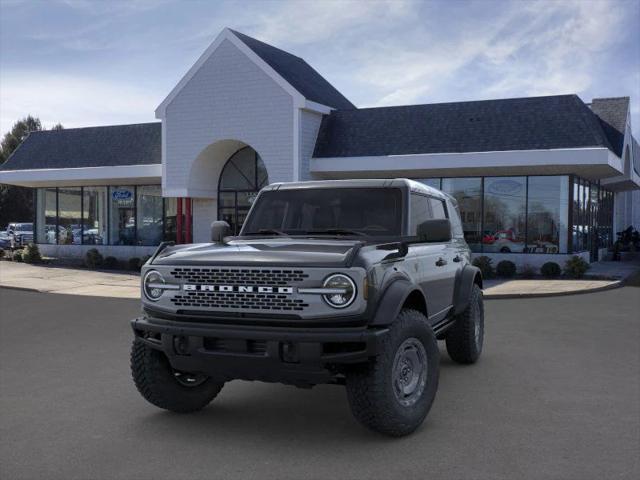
left=170, top=291, right=308, bottom=311
left=170, top=267, right=308, bottom=285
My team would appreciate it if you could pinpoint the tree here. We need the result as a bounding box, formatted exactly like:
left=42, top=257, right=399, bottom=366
left=0, top=116, right=60, bottom=229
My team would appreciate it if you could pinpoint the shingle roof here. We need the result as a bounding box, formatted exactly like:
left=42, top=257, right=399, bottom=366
left=1, top=123, right=161, bottom=171
left=589, top=97, right=629, bottom=157
left=230, top=29, right=355, bottom=110
left=313, top=95, right=616, bottom=158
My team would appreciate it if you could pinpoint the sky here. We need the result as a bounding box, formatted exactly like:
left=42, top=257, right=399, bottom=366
left=1, top=0, right=639, bottom=138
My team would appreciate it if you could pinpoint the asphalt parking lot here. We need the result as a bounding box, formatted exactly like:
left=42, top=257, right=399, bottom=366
left=0, top=286, right=638, bottom=480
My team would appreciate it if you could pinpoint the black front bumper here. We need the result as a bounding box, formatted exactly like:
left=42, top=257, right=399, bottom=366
left=131, top=316, right=388, bottom=386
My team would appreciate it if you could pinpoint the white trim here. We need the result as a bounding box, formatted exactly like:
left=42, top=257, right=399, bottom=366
left=293, top=108, right=300, bottom=181
left=155, top=28, right=305, bottom=118
left=303, top=100, right=333, bottom=114
left=161, top=120, right=167, bottom=191
left=0, top=164, right=161, bottom=187
left=310, top=147, right=624, bottom=179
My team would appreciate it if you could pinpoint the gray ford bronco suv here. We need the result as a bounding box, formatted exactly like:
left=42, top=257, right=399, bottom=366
left=131, top=179, right=484, bottom=436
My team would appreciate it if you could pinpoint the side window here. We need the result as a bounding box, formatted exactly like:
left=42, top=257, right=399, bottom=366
left=409, top=193, right=432, bottom=235
left=447, top=199, right=464, bottom=237
left=429, top=198, right=447, bottom=219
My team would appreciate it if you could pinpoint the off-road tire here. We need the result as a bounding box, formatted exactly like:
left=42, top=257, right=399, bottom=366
left=131, top=340, right=224, bottom=413
left=445, top=283, right=484, bottom=364
left=345, top=309, right=439, bottom=437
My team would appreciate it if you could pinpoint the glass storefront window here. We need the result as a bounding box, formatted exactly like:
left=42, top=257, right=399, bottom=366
left=109, top=186, right=136, bottom=245
left=218, top=146, right=269, bottom=235
left=416, top=178, right=441, bottom=190
left=526, top=176, right=569, bottom=254
left=482, top=177, right=526, bottom=253
left=57, top=188, right=82, bottom=245
left=82, top=187, right=107, bottom=245
left=35, top=188, right=57, bottom=244
left=441, top=178, right=482, bottom=252
left=163, top=197, right=177, bottom=242
left=136, top=186, right=163, bottom=246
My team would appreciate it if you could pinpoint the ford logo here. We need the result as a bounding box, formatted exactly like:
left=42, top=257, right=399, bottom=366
left=488, top=179, right=523, bottom=195
left=112, top=189, right=133, bottom=200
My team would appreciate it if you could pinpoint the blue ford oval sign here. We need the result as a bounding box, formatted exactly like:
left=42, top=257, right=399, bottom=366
left=488, top=179, right=523, bottom=195
left=112, top=189, right=133, bottom=200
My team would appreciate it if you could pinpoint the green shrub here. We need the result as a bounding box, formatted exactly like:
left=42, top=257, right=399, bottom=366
left=13, top=250, right=23, bottom=262
left=85, top=248, right=103, bottom=268
left=0, top=249, right=5, bottom=259
left=472, top=256, right=494, bottom=279
left=564, top=256, right=590, bottom=279
left=22, top=243, right=42, bottom=264
left=540, top=262, right=561, bottom=278
left=496, top=260, right=516, bottom=278
left=128, top=257, right=142, bottom=271
left=520, top=264, right=536, bottom=279
left=103, top=256, right=119, bottom=269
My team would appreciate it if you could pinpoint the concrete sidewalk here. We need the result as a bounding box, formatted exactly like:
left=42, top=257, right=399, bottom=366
left=1, top=260, right=636, bottom=300
left=0, top=261, right=140, bottom=298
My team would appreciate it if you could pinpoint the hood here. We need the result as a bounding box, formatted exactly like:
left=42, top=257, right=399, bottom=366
left=152, top=238, right=364, bottom=268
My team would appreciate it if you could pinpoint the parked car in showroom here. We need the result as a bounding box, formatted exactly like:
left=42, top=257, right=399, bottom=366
left=6, top=223, right=34, bottom=249
left=130, top=179, right=484, bottom=436
left=0, top=231, right=11, bottom=250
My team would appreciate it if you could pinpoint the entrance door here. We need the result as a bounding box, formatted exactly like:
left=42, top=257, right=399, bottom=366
left=217, top=147, right=268, bottom=234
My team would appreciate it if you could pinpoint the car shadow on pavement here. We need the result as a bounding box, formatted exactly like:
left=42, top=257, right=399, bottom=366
left=126, top=348, right=463, bottom=448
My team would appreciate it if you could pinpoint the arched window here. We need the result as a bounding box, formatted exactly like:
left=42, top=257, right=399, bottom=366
left=217, top=146, right=268, bottom=234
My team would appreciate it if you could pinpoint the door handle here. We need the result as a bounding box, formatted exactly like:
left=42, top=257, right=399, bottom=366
left=435, top=257, right=447, bottom=267
left=453, top=255, right=462, bottom=262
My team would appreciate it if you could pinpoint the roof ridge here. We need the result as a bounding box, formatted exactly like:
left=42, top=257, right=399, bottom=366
left=592, top=96, right=630, bottom=101
left=29, top=122, right=160, bottom=134
left=345, top=94, right=579, bottom=112
left=228, top=29, right=304, bottom=61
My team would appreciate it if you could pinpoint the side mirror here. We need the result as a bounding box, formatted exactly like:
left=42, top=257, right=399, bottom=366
left=417, top=219, right=452, bottom=243
left=211, top=221, right=231, bottom=244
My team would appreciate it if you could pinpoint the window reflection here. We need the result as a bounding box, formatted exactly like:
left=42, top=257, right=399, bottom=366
left=35, top=188, right=57, bottom=244
left=57, top=188, right=82, bottom=245
left=136, top=186, right=163, bottom=245
left=483, top=177, right=526, bottom=253
left=526, top=176, right=569, bottom=253
left=109, top=186, right=136, bottom=245
left=441, top=178, right=482, bottom=252
left=82, top=187, right=107, bottom=245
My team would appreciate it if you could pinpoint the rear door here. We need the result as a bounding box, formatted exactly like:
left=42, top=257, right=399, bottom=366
left=428, top=197, right=458, bottom=316
left=408, top=193, right=452, bottom=321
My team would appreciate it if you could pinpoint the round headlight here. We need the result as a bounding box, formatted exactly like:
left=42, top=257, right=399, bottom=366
left=143, top=270, right=165, bottom=301
left=322, top=274, right=356, bottom=308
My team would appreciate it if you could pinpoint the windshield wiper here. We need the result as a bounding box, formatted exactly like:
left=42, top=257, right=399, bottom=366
left=305, top=228, right=366, bottom=236
left=244, top=229, right=289, bottom=236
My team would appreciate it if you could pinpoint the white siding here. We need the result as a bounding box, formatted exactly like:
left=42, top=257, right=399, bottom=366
left=299, top=110, right=323, bottom=180
left=163, top=39, right=295, bottom=196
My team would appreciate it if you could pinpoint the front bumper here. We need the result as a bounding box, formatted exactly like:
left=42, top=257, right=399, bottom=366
left=131, top=316, right=388, bottom=386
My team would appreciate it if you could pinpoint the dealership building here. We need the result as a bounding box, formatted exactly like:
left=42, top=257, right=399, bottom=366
left=1, top=28, right=638, bottom=266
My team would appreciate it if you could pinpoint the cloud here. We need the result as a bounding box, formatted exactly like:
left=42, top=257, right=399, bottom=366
left=0, top=72, right=158, bottom=133
left=350, top=0, right=628, bottom=107
left=248, top=0, right=412, bottom=46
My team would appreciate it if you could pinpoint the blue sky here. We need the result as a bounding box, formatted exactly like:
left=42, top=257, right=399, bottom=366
left=1, top=0, right=639, bottom=137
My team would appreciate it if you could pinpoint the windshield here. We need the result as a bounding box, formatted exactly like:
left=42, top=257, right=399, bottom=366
left=14, top=223, right=33, bottom=231
left=242, top=188, right=403, bottom=237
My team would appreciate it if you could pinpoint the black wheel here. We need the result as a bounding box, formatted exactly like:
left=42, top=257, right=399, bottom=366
left=500, top=247, right=511, bottom=253
left=130, top=340, right=224, bottom=413
left=445, top=283, right=484, bottom=364
left=345, top=309, right=439, bottom=437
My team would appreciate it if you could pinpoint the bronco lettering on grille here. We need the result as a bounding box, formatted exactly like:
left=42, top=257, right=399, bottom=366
left=182, top=285, right=294, bottom=294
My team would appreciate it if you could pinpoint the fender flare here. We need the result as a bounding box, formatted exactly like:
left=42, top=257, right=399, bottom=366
left=370, top=278, right=427, bottom=326
left=453, top=265, right=483, bottom=315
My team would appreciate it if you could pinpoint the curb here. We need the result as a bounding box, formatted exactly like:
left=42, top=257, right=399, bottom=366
left=0, top=285, right=41, bottom=294
left=484, top=280, right=623, bottom=299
